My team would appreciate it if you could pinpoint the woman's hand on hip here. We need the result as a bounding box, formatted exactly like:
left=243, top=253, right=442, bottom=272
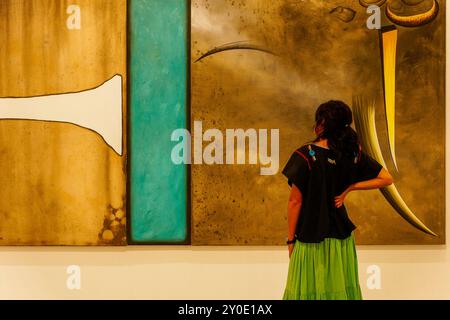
left=335, top=186, right=353, bottom=208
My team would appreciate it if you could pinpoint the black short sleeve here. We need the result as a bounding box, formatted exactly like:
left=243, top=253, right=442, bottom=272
left=355, top=151, right=383, bottom=182
left=282, top=150, right=310, bottom=194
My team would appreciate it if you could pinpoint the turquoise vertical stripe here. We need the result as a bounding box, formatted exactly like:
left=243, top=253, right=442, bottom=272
left=130, top=0, right=188, bottom=242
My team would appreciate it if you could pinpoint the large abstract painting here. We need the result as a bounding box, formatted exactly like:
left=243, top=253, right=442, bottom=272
left=191, top=0, right=445, bottom=245
left=0, top=0, right=444, bottom=246
left=0, top=0, right=127, bottom=245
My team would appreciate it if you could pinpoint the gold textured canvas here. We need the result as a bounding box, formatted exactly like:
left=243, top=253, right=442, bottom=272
left=0, top=0, right=127, bottom=245
left=191, top=0, right=445, bottom=245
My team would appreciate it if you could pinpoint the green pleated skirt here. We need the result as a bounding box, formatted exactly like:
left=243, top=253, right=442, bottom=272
left=282, top=232, right=362, bottom=300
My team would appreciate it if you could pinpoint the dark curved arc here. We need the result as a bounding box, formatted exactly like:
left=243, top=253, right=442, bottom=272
left=194, top=42, right=277, bottom=63
left=386, top=0, right=439, bottom=27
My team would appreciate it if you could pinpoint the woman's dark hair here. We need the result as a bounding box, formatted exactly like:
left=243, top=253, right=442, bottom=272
left=311, top=100, right=359, bottom=159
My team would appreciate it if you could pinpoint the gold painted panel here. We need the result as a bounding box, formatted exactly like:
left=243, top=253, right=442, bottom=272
left=0, top=0, right=127, bottom=245
left=191, top=0, right=445, bottom=245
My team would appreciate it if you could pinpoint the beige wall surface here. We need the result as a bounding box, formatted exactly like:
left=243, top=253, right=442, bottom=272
left=0, top=2, right=448, bottom=299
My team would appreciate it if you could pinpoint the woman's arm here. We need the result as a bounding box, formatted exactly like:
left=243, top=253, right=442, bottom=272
left=334, top=167, right=393, bottom=208
left=287, top=184, right=303, bottom=257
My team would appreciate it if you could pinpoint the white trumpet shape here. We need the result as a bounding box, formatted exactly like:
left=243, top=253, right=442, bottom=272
left=0, top=75, right=123, bottom=155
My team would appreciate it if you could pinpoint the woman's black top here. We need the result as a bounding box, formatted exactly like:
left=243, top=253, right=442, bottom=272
left=282, top=143, right=383, bottom=243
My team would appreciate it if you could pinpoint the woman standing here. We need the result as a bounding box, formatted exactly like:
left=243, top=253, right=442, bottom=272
left=282, top=100, right=393, bottom=300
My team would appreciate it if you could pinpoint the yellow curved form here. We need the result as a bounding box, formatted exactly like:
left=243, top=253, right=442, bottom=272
left=352, top=96, right=437, bottom=236
left=379, top=26, right=398, bottom=171
left=386, top=0, right=439, bottom=28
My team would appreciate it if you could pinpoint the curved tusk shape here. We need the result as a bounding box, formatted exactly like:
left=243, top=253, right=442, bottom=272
left=386, top=0, right=439, bottom=27
left=352, top=96, right=437, bottom=236
left=379, top=26, right=399, bottom=171
left=195, top=41, right=276, bottom=63
left=359, top=0, right=387, bottom=7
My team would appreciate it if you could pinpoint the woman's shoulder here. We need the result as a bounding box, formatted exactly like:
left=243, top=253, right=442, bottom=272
left=296, top=142, right=313, bottom=153
left=287, top=144, right=313, bottom=160
left=285, top=143, right=317, bottom=170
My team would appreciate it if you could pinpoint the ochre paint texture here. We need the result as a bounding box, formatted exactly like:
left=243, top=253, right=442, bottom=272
left=0, top=0, right=127, bottom=245
left=191, top=0, right=445, bottom=245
